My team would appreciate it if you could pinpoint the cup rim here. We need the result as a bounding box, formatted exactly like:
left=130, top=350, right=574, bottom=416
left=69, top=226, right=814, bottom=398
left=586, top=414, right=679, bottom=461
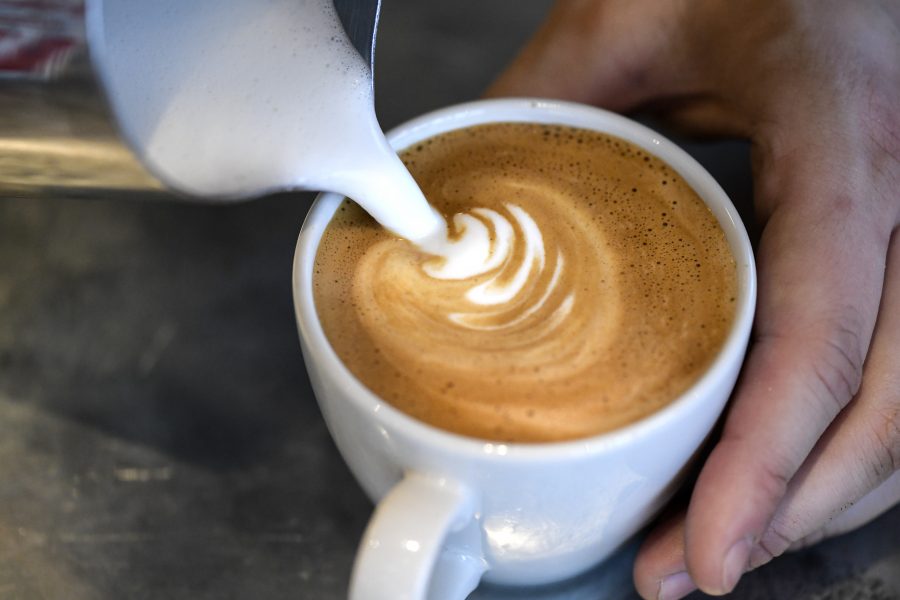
left=293, top=97, right=756, bottom=461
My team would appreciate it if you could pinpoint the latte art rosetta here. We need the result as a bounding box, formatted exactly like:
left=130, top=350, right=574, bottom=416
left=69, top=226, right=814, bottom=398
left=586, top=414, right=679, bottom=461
left=314, top=123, right=737, bottom=442
left=420, top=204, right=572, bottom=331
left=351, top=176, right=621, bottom=396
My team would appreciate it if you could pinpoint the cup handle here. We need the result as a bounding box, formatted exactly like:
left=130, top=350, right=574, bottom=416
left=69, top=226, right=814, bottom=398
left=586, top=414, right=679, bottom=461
left=349, top=472, right=486, bottom=600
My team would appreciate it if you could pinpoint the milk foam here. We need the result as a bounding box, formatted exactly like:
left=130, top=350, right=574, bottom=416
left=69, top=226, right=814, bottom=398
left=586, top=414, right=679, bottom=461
left=415, top=203, right=571, bottom=330
left=90, top=0, right=443, bottom=241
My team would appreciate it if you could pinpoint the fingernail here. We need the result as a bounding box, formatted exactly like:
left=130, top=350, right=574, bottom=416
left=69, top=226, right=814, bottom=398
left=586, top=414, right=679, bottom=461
left=657, top=571, right=695, bottom=600
left=722, top=538, right=752, bottom=592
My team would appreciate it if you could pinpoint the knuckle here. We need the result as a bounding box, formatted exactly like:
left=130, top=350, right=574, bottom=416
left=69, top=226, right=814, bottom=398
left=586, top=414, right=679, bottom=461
left=718, top=427, right=795, bottom=498
left=757, top=518, right=795, bottom=565
left=754, top=451, right=793, bottom=501
left=748, top=542, right=775, bottom=571
left=804, top=308, right=867, bottom=414
left=868, top=402, right=900, bottom=481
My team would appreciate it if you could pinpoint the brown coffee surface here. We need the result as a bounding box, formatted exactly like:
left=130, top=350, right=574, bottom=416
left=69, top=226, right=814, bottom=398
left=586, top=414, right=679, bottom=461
left=313, top=123, right=737, bottom=443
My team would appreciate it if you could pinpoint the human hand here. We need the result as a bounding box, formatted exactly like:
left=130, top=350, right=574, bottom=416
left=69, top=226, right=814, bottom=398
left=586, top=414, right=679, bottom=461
left=486, top=1, right=900, bottom=597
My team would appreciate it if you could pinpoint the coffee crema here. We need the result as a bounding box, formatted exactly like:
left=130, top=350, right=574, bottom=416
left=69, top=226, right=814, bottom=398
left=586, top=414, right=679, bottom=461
left=313, top=123, right=737, bottom=443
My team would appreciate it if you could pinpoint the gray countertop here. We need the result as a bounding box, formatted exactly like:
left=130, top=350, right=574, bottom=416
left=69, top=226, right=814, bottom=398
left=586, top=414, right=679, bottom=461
left=1, top=1, right=898, bottom=599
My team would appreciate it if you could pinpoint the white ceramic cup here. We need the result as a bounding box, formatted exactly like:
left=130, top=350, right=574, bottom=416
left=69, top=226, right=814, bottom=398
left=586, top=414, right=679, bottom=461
left=292, top=98, right=756, bottom=600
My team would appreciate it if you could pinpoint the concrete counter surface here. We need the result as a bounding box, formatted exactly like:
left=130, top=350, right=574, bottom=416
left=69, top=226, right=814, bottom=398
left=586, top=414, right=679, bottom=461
left=1, top=1, right=897, bottom=598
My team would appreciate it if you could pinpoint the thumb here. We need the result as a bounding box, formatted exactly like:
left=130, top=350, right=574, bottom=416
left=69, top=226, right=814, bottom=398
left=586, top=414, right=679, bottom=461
left=484, top=0, right=695, bottom=112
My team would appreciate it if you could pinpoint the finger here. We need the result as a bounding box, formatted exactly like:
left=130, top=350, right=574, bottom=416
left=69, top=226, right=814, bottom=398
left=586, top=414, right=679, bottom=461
left=789, top=469, right=900, bottom=550
left=683, top=141, right=896, bottom=594
left=752, top=228, right=900, bottom=565
left=633, top=511, right=695, bottom=600
left=484, top=0, right=699, bottom=112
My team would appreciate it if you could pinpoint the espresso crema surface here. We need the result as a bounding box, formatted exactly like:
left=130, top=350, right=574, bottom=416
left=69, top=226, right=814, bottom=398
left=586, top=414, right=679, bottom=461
left=313, top=123, right=737, bottom=443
